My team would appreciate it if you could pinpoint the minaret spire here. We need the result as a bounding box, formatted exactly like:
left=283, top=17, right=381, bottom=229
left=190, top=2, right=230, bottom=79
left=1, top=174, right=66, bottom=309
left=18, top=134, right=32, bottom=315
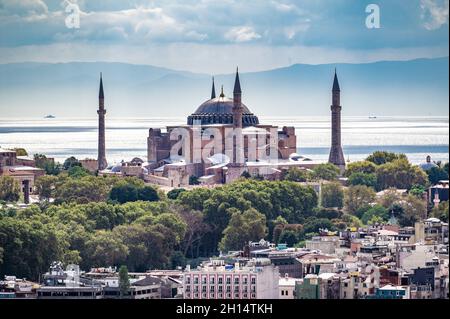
left=232, top=67, right=243, bottom=129
left=99, top=72, right=104, bottom=99
left=97, top=72, right=107, bottom=171
left=332, top=68, right=340, bottom=92
left=233, top=67, right=242, bottom=94
left=328, top=69, right=345, bottom=172
left=211, top=76, right=216, bottom=99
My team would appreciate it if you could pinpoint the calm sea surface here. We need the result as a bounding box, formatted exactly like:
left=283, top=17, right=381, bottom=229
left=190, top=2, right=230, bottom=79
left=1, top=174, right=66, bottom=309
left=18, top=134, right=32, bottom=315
left=0, top=116, right=448, bottom=165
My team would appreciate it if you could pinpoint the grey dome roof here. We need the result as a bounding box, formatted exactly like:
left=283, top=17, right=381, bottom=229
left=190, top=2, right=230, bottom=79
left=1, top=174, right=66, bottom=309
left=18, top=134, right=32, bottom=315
left=187, top=96, right=259, bottom=126
left=419, top=162, right=438, bottom=171
left=194, top=96, right=252, bottom=114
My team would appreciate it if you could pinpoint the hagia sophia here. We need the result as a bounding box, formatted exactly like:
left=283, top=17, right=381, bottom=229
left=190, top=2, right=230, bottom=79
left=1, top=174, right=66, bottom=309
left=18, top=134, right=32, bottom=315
left=98, top=68, right=346, bottom=187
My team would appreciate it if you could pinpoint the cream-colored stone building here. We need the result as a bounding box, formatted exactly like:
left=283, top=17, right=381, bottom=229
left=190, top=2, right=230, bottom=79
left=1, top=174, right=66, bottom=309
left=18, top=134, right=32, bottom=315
left=0, top=148, right=44, bottom=203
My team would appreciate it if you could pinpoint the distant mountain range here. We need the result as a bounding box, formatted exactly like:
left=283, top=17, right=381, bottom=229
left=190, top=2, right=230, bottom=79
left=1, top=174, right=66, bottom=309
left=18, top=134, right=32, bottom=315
left=0, top=57, right=448, bottom=118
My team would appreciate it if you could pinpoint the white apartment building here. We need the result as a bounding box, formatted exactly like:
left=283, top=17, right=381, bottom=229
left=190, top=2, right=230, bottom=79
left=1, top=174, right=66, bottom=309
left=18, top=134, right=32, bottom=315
left=183, top=259, right=279, bottom=299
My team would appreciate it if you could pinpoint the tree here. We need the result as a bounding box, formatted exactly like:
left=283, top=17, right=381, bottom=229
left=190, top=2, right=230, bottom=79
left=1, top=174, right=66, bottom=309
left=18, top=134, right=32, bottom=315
left=0, top=217, right=63, bottom=281
left=167, top=188, right=186, bottom=200
left=426, top=166, right=449, bottom=185
left=54, top=176, right=111, bottom=204
left=377, top=188, right=401, bottom=209
left=240, top=171, right=251, bottom=179
left=282, top=168, right=311, bottom=182
left=63, top=156, right=81, bottom=170
left=34, top=154, right=61, bottom=175
left=177, top=188, right=212, bottom=211
left=138, top=186, right=159, bottom=202
left=312, top=163, right=340, bottom=181
left=219, top=208, right=267, bottom=252
left=398, top=195, right=426, bottom=226
left=85, top=230, right=128, bottom=267
left=0, top=176, right=21, bottom=202
left=169, top=251, right=187, bottom=269
left=13, top=148, right=28, bottom=156
left=409, top=184, right=427, bottom=198
left=347, top=172, right=377, bottom=188
left=314, top=207, right=342, bottom=219
left=68, top=166, right=91, bottom=178
left=118, top=265, right=130, bottom=298
left=109, top=182, right=139, bottom=204
left=303, top=218, right=335, bottom=235
left=366, top=151, right=407, bottom=165
left=345, top=161, right=377, bottom=177
left=376, top=158, right=428, bottom=190
left=430, top=201, right=449, bottom=222
left=189, top=175, right=200, bottom=185
left=35, top=175, right=58, bottom=201
left=344, top=185, right=376, bottom=218
left=177, top=208, right=209, bottom=258
left=278, top=230, right=299, bottom=247
left=321, top=182, right=344, bottom=208
left=272, top=223, right=303, bottom=244
left=361, top=205, right=389, bottom=225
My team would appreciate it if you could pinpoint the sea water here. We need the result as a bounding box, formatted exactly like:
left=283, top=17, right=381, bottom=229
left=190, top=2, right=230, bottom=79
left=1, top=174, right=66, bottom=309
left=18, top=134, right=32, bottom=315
left=0, top=116, right=448, bottom=165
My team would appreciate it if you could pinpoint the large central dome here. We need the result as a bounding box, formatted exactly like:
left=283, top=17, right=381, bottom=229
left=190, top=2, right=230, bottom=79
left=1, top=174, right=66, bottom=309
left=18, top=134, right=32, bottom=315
left=187, top=95, right=259, bottom=126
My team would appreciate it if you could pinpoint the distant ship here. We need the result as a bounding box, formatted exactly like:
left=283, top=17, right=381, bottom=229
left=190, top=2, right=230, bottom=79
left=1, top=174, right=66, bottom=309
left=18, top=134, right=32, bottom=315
left=44, top=115, right=56, bottom=119
left=368, top=115, right=377, bottom=119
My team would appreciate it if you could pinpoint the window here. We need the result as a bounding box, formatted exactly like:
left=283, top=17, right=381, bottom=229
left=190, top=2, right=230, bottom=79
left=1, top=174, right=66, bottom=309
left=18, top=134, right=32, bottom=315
left=194, top=277, right=199, bottom=284
left=218, top=277, right=223, bottom=285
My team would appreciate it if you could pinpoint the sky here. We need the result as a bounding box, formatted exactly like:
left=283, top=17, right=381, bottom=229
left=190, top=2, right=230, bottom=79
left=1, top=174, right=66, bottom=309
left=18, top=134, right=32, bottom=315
left=0, top=0, right=449, bottom=73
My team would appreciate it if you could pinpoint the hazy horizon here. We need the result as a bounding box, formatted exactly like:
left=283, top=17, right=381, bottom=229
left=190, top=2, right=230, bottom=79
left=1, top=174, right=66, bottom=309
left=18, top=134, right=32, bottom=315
left=0, top=1, right=448, bottom=117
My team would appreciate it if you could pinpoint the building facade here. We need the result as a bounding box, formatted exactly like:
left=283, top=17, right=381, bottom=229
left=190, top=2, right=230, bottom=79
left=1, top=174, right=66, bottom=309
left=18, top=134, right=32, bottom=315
left=183, top=259, right=279, bottom=299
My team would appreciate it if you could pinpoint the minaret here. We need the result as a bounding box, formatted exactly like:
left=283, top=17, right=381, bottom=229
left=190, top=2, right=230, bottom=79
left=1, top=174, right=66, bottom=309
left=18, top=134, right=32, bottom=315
left=328, top=69, right=345, bottom=171
left=97, top=73, right=108, bottom=171
left=232, top=67, right=243, bottom=129
left=211, top=77, right=216, bottom=99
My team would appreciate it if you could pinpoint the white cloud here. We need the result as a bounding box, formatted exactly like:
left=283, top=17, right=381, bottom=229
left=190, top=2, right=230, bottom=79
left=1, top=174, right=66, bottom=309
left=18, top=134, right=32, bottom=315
left=420, top=0, right=449, bottom=30
left=0, top=0, right=48, bottom=16
left=224, top=26, right=261, bottom=43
